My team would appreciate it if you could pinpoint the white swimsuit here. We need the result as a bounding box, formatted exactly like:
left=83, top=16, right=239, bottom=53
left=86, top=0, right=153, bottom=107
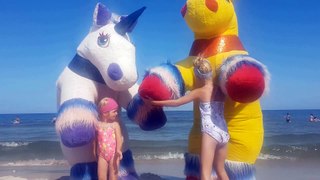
left=199, top=101, right=229, bottom=144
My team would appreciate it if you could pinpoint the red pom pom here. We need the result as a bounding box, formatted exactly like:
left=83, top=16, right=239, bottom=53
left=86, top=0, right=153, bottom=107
left=226, top=65, right=265, bottom=103
left=139, top=75, right=172, bottom=100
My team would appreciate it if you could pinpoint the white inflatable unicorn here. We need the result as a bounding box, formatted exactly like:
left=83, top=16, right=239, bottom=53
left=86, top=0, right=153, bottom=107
left=55, top=3, right=145, bottom=179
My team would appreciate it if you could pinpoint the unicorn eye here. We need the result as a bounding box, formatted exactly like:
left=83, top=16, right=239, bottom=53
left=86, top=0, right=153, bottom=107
left=97, top=32, right=110, bottom=48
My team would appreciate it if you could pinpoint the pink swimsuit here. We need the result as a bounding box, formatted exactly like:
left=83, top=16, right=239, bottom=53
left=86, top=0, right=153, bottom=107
left=96, top=124, right=116, bottom=162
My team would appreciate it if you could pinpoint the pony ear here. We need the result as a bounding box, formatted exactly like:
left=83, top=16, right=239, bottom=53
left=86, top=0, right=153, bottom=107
left=92, top=3, right=112, bottom=28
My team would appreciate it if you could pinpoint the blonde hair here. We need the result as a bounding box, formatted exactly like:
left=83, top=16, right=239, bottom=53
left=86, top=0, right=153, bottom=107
left=98, top=97, right=118, bottom=114
left=193, top=57, right=213, bottom=79
left=98, top=97, right=109, bottom=110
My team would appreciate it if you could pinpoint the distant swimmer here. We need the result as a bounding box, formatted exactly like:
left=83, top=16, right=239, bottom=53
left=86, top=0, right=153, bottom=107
left=51, top=117, right=57, bottom=124
left=13, top=117, right=21, bottom=125
left=284, top=113, right=291, bottom=123
left=310, top=114, right=319, bottom=122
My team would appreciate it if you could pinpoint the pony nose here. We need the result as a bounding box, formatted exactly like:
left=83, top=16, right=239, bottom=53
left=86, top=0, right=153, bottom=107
left=107, top=63, right=123, bottom=81
left=206, top=0, right=218, bottom=12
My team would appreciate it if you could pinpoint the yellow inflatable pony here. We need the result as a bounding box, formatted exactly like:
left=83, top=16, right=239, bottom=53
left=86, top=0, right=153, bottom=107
left=128, top=0, right=270, bottom=179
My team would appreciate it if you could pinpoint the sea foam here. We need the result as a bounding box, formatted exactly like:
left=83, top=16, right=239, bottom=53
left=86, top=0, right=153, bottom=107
left=134, top=152, right=184, bottom=160
left=0, top=142, right=30, bottom=147
left=0, top=159, right=68, bottom=167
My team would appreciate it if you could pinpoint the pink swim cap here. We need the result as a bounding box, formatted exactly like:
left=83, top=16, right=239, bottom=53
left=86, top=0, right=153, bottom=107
left=99, top=98, right=119, bottom=113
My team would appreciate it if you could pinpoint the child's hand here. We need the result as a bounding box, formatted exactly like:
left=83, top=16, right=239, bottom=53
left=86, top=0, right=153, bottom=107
left=141, top=96, right=164, bottom=107
left=141, top=96, right=154, bottom=106
left=116, top=150, right=123, bottom=160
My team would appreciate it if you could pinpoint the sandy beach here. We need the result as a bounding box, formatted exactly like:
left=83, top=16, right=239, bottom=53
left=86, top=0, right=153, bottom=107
left=0, top=159, right=184, bottom=180
left=1, top=159, right=320, bottom=180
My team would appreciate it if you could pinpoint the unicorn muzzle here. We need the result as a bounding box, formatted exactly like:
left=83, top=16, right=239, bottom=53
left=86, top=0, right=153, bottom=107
left=107, top=63, right=123, bottom=81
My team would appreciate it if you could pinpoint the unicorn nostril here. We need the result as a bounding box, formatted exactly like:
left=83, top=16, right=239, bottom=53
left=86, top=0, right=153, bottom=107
left=107, top=63, right=123, bottom=81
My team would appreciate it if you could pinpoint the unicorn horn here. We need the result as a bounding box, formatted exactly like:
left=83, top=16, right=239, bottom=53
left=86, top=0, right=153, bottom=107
left=115, top=7, right=146, bottom=35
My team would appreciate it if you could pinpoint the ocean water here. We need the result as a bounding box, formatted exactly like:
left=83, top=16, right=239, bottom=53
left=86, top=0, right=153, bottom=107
left=1, top=110, right=320, bottom=167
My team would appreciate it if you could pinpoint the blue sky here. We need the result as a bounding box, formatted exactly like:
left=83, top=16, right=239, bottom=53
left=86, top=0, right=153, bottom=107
left=0, top=0, right=319, bottom=114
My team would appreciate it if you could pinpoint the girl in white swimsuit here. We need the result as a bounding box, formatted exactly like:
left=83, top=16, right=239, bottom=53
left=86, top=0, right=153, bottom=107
left=143, top=57, right=229, bottom=180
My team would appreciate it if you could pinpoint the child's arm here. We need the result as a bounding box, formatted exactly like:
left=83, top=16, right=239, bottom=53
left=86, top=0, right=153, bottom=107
left=115, top=122, right=123, bottom=160
left=93, top=123, right=98, bottom=159
left=93, top=139, right=97, bottom=159
left=145, top=88, right=201, bottom=107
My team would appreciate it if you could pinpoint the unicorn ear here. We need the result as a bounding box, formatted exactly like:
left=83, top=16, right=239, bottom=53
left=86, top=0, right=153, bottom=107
left=92, top=3, right=112, bottom=28
left=114, top=7, right=146, bottom=35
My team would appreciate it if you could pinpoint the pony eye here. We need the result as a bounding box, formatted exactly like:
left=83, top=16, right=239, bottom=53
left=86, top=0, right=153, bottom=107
left=97, top=32, right=110, bottom=48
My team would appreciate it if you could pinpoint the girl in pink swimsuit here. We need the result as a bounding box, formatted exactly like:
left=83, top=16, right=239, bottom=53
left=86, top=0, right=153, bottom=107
left=95, top=97, right=123, bottom=180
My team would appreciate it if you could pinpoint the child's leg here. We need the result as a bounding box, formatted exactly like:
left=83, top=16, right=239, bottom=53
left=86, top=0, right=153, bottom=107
left=108, top=156, right=119, bottom=180
left=213, top=144, right=229, bottom=180
left=201, top=133, right=218, bottom=180
left=98, top=156, right=108, bottom=180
